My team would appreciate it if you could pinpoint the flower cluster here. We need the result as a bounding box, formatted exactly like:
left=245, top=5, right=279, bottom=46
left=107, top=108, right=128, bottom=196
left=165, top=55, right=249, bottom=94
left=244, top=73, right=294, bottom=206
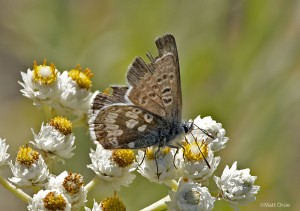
left=132, top=115, right=259, bottom=210
left=19, top=60, right=94, bottom=117
left=0, top=59, right=259, bottom=211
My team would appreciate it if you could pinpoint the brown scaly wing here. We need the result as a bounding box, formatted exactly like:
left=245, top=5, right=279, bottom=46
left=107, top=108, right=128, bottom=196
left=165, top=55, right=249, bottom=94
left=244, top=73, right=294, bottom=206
left=126, top=34, right=182, bottom=122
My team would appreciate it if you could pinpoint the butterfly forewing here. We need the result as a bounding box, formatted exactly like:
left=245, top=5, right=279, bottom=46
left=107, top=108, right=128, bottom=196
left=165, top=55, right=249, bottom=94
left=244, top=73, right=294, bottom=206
left=91, top=104, right=168, bottom=149
left=126, top=34, right=182, bottom=123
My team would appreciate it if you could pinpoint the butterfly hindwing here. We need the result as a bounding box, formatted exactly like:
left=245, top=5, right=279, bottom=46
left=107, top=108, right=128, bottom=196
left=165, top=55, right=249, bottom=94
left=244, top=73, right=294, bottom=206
left=91, top=85, right=128, bottom=112
left=91, top=104, right=168, bottom=149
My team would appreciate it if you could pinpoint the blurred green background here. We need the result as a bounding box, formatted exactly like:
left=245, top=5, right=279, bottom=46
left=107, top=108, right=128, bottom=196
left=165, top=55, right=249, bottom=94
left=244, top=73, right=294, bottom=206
left=0, top=0, right=299, bottom=210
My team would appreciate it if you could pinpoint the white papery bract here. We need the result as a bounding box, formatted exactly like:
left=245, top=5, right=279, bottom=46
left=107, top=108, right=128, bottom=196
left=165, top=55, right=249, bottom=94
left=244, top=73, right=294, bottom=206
left=9, top=154, right=49, bottom=187
left=87, top=144, right=137, bottom=193
left=0, top=138, right=9, bottom=167
left=19, top=65, right=60, bottom=108
left=28, top=189, right=71, bottom=211
left=136, top=147, right=179, bottom=183
left=214, top=162, right=260, bottom=205
left=31, top=123, right=75, bottom=160
left=167, top=177, right=215, bottom=211
left=58, top=71, right=93, bottom=116
left=85, top=201, right=102, bottom=211
left=192, top=116, right=229, bottom=152
left=47, top=171, right=87, bottom=210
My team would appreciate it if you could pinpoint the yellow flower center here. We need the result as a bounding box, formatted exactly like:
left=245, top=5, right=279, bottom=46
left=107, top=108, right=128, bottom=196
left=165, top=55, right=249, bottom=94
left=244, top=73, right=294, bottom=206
left=183, top=141, right=209, bottom=162
left=33, top=60, right=57, bottom=85
left=43, top=191, right=67, bottom=210
left=146, top=147, right=170, bottom=160
left=68, top=65, right=93, bottom=90
left=100, top=196, right=126, bottom=211
left=16, top=145, right=39, bottom=166
left=50, top=116, right=72, bottom=135
left=112, top=149, right=135, bottom=167
left=62, top=172, right=84, bottom=194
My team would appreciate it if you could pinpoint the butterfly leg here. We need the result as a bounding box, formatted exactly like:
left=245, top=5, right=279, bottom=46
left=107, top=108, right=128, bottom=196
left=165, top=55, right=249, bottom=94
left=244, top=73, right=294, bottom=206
left=168, top=143, right=183, bottom=169
left=154, top=147, right=162, bottom=179
left=138, top=149, right=147, bottom=166
left=190, top=133, right=211, bottom=169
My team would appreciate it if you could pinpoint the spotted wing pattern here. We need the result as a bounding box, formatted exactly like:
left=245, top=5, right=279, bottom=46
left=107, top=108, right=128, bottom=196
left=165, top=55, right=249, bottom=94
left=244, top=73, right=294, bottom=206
left=90, top=34, right=183, bottom=149
left=126, top=34, right=182, bottom=122
left=91, top=104, right=167, bottom=149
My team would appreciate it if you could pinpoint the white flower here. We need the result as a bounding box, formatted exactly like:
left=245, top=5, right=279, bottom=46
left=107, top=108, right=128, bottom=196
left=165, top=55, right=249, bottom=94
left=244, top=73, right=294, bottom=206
left=9, top=145, right=49, bottom=187
left=28, top=189, right=71, bottom=211
left=19, top=61, right=60, bottom=108
left=87, top=144, right=137, bottom=193
left=137, top=147, right=179, bottom=183
left=58, top=70, right=93, bottom=116
left=214, top=162, right=260, bottom=205
left=0, top=138, right=9, bottom=167
left=167, top=177, right=215, bottom=211
left=85, top=197, right=126, bottom=211
left=193, top=116, right=229, bottom=152
left=47, top=171, right=87, bottom=210
left=177, top=140, right=220, bottom=183
left=85, top=201, right=102, bottom=211
left=31, top=120, right=75, bottom=160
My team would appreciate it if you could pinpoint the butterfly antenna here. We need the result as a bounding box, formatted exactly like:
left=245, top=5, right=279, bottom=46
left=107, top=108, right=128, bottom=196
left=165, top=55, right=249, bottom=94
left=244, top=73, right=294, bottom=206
left=193, top=124, right=215, bottom=139
left=190, top=132, right=211, bottom=169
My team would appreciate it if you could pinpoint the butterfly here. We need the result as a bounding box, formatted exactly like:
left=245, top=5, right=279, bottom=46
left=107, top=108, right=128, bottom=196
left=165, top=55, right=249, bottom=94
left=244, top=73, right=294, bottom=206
left=89, top=34, right=193, bottom=151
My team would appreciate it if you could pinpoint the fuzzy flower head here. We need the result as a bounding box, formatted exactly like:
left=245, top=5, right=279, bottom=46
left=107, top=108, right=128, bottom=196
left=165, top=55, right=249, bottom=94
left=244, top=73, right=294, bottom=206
left=28, top=189, right=71, bottom=211
left=87, top=144, right=137, bottom=193
left=19, top=60, right=60, bottom=107
left=167, top=177, right=215, bottom=211
left=177, top=138, right=220, bottom=183
left=192, top=116, right=229, bottom=152
left=47, top=171, right=87, bottom=210
left=31, top=116, right=75, bottom=161
left=58, top=66, right=93, bottom=116
left=0, top=138, right=10, bottom=167
left=85, top=196, right=126, bottom=211
left=214, top=162, right=260, bottom=206
left=9, top=145, right=49, bottom=187
left=137, top=146, right=179, bottom=183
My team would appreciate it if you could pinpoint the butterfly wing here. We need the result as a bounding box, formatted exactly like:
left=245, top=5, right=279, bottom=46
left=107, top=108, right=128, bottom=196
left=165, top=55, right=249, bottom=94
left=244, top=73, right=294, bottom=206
left=126, top=34, right=182, bottom=123
left=90, top=104, right=168, bottom=149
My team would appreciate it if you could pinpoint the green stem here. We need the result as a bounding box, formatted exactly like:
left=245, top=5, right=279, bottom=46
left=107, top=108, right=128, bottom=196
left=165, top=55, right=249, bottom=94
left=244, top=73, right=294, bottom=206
left=140, top=195, right=170, bottom=211
left=84, top=176, right=99, bottom=192
left=167, top=180, right=178, bottom=191
left=72, top=116, right=87, bottom=128
left=0, top=176, right=32, bottom=203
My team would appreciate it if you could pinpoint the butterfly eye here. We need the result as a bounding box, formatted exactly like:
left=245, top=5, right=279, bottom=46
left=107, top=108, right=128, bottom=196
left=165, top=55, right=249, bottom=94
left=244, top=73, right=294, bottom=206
left=183, top=125, right=189, bottom=133
left=162, top=74, right=167, bottom=80
left=169, top=73, right=174, bottom=81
